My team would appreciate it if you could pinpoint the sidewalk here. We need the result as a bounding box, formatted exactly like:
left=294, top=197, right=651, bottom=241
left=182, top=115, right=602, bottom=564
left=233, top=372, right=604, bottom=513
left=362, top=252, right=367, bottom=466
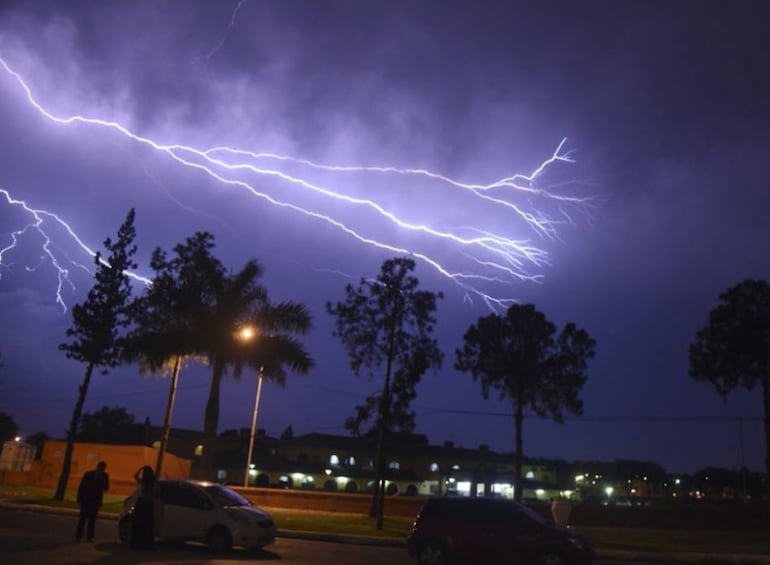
left=2, top=499, right=769, bottom=564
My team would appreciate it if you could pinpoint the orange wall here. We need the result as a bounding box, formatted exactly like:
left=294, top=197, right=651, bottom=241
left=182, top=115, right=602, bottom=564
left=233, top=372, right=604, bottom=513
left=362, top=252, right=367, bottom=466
left=35, top=441, right=191, bottom=495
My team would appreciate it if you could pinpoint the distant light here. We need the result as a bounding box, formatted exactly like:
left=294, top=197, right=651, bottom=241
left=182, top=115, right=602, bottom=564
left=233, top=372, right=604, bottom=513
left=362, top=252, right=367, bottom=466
left=605, top=486, right=614, bottom=497
left=14, top=436, right=22, bottom=442
left=535, top=489, right=545, bottom=497
left=575, top=475, right=584, bottom=483
left=324, top=468, right=332, bottom=476
left=675, top=478, right=681, bottom=485
left=249, top=463, right=256, bottom=469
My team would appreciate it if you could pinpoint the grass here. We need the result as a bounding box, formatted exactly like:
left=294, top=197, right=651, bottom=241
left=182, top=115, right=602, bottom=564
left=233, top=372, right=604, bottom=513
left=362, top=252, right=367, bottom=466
left=580, top=526, right=770, bottom=555
left=2, top=485, right=769, bottom=555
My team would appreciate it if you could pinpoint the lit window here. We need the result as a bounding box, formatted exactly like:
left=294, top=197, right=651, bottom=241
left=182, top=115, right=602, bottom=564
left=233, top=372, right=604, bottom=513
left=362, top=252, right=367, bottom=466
left=429, top=463, right=439, bottom=472
left=345, top=456, right=356, bottom=466
left=329, top=454, right=339, bottom=465
left=451, top=464, right=460, bottom=471
left=525, top=471, right=535, bottom=479
left=388, top=461, right=400, bottom=470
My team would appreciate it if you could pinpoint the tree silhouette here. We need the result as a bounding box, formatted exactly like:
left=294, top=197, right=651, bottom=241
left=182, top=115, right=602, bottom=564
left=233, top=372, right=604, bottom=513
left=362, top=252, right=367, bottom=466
left=128, top=232, right=313, bottom=478
left=456, top=303, right=595, bottom=502
left=0, top=411, right=19, bottom=443
left=77, top=405, right=140, bottom=444
left=327, top=257, right=442, bottom=528
left=689, top=278, right=770, bottom=480
left=55, top=209, right=138, bottom=500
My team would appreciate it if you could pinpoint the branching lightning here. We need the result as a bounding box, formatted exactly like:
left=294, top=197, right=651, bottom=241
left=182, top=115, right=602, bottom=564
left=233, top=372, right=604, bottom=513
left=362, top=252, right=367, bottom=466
left=0, top=188, right=152, bottom=312
left=0, top=53, right=591, bottom=310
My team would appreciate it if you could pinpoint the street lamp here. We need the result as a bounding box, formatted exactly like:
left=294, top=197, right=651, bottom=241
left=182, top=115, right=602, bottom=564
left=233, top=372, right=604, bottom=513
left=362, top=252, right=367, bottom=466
left=244, top=364, right=265, bottom=487
left=237, top=325, right=264, bottom=487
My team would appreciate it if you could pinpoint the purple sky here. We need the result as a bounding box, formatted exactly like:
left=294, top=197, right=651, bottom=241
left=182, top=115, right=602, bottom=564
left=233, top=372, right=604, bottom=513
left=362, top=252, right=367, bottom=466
left=1, top=1, right=769, bottom=474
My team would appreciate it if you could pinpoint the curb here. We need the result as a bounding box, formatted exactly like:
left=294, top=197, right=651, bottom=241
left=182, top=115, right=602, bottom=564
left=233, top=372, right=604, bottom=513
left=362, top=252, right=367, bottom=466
left=2, top=500, right=769, bottom=563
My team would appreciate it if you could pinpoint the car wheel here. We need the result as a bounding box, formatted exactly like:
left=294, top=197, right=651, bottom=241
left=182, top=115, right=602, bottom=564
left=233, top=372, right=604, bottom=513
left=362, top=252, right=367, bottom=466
left=118, top=518, right=132, bottom=545
left=536, top=548, right=567, bottom=565
left=206, top=526, right=233, bottom=553
left=417, top=542, right=447, bottom=565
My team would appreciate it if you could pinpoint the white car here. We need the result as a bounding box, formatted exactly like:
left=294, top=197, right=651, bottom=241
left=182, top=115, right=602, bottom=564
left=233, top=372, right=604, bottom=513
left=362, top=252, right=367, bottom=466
left=119, top=479, right=276, bottom=552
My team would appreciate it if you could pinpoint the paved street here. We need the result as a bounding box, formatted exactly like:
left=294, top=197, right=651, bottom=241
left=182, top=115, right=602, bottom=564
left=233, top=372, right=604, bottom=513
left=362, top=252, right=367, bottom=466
left=0, top=508, right=410, bottom=564
left=0, top=507, right=765, bottom=564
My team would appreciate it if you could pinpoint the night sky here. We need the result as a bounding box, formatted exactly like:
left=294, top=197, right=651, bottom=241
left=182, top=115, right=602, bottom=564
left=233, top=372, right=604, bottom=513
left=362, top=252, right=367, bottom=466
left=1, top=1, right=769, bottom=475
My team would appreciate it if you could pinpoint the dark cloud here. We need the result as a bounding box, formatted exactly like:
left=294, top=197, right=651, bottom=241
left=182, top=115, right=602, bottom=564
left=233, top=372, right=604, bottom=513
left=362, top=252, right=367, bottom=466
left=1, top=0, right=769, bottom=473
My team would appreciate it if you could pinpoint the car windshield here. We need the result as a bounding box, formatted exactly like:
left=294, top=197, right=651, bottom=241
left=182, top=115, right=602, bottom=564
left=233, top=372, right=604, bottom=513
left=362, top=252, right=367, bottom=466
left=517, top=502, right=548, bottom=524
left=201, top=485, right=252, bottom=507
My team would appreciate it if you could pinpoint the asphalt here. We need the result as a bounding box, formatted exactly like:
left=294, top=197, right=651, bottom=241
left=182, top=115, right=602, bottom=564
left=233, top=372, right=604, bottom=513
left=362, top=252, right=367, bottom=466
left=1, top=499, right=769, bottom=564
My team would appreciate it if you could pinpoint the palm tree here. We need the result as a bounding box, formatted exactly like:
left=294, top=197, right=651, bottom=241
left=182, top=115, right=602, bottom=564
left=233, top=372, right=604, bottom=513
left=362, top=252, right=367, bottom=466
left=127, top=232, right=314, bottom=478
left=124, top=233, right=223, bottom=476
left=198, top=261, right=314, bottom=477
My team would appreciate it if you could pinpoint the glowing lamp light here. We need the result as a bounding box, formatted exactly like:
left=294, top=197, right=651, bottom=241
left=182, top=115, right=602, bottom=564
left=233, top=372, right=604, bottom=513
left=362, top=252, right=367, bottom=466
left=238, top=325, right=256, bottom=341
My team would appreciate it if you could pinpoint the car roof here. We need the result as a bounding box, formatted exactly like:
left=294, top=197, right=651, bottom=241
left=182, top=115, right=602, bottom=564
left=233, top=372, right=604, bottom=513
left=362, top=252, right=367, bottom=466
left=157, top=479, right=219, bottom=487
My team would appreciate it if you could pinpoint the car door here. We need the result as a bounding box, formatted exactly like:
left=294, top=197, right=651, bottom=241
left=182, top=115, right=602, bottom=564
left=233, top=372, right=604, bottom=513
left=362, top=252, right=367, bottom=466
left=158, top=483, right=213, bottom=541
left=478, top=502, right=537, bottom=565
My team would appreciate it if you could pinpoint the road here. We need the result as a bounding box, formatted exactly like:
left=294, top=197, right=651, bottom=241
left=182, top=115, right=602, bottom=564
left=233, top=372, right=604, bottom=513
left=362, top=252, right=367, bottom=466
left=0, top=507, right=744, bottom=564
left=0, top=507, right=407, bottom=565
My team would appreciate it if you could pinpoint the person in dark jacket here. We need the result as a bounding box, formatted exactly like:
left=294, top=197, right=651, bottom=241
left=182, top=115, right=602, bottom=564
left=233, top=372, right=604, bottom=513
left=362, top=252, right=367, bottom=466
left=130, top=465, right=157, bottom=549
left=75, top=461, right=109, bottom=542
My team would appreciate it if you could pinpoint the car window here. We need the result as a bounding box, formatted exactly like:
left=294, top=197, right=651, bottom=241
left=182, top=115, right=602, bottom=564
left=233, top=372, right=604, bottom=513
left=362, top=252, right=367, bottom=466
left=202, top=485, right=252, bottom=507
left=160, top=483, right=209, bottom=509
left=516, top=502, right=547, bottom=525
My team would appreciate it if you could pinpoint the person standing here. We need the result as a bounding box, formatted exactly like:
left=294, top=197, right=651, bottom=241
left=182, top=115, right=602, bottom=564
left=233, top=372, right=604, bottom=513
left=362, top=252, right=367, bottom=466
left=75, top=461, right=109, bottom=542
left=130, top=465, right=157, bottom=550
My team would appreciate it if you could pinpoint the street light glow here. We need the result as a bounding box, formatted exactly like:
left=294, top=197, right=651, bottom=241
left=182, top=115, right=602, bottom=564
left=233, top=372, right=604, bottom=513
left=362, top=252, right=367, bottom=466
left=238, top=326, right=256, bottom=341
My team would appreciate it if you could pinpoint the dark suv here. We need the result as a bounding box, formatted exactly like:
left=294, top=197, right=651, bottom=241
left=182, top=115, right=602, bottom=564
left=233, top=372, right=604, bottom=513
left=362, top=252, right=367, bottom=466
left=406, top=497, right=593, bottom=565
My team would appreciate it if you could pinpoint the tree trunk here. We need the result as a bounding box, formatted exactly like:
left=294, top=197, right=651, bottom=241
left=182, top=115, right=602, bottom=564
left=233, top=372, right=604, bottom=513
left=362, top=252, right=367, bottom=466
left=201, top=360, right=224, bottom=480
left=762, top=377, right=770, bottom=491
left=155, top=355, right=182, bottom=478
left=54, top=362, right=94, bottom=500
left=369, top=304, right=399, bottom=530
left=370, top=372, right=391, bottom=528
left=513, top=401, right=524, bottom=503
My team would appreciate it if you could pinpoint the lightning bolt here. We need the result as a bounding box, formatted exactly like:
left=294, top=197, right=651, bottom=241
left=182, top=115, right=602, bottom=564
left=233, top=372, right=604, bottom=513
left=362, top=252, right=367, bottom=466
left=0, top=54, right=590, bottom=310
left=0, top=187, right=151, bottom=312
left=193, top=0, right=247, bottom=63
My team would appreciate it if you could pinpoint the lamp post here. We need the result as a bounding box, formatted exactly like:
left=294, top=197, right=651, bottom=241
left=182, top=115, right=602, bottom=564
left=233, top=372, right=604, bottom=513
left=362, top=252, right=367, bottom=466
left=244, top=364, right=264, bottom=487
left=236, top=325, right=264, bottom=488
